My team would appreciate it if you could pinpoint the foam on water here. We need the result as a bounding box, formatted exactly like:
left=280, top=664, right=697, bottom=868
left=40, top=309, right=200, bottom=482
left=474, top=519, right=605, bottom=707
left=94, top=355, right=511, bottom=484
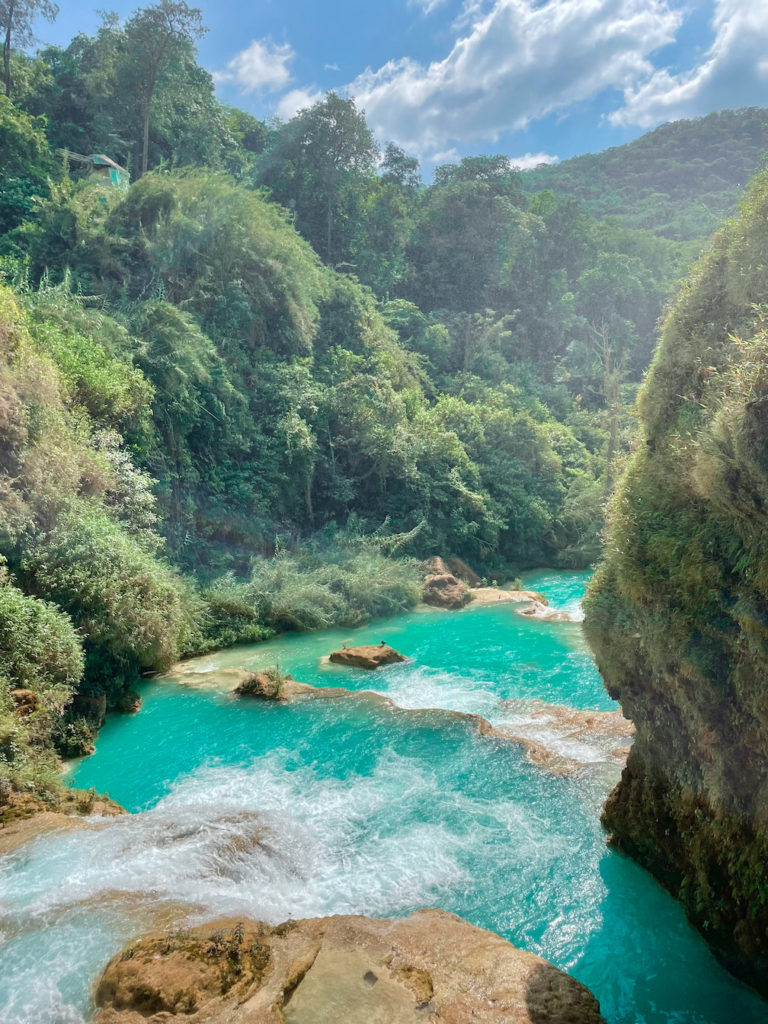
left=1, top=571, right=766, bottom=1024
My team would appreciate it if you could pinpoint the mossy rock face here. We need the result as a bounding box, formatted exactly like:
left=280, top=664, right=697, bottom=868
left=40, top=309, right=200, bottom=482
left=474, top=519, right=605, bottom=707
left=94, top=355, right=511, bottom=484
left=585, top=169, right=768, bottom=995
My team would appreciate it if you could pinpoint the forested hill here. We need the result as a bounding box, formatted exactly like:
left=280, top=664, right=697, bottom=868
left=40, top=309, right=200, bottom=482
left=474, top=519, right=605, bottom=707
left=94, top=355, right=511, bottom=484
left=522, top=108, right=768, bottom=241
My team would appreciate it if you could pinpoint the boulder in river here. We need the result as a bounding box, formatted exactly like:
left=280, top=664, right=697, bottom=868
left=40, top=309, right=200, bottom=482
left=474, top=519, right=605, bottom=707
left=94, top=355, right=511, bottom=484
left=234, top=670, right=292, bottom=699
left=329, top=643, right=407, bottom=669
left=422, top=572, right=472, bottom=609
left=516, top=600, right=574, bottom=622
left=95, top=909, right=606, bottom=1024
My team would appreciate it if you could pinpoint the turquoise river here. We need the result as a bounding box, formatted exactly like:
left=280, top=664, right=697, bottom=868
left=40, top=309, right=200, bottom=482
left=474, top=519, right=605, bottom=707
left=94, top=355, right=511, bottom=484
left=1, top=571, right=766, bottom=1023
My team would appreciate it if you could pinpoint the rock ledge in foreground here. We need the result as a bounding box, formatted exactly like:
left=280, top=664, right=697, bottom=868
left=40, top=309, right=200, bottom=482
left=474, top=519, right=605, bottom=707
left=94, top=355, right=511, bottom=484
left=329, top=644, right=407, bottom=670
left=96, top=909, right=606, bottom=1024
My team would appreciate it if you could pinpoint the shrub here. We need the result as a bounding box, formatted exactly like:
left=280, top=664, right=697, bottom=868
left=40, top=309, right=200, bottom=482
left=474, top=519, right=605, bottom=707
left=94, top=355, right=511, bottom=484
left=18, top=506, right=188, bottom=701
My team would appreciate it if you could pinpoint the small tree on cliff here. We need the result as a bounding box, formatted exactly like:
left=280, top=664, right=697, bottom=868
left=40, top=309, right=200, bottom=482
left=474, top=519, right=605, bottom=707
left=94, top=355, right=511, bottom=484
left=121, top=0, right=206, bottom=176
left=0, top=0, right=58, bottom=97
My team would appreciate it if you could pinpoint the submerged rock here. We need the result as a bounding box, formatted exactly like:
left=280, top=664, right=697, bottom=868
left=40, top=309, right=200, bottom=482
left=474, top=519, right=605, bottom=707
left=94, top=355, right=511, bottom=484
left=329, top=644, right=407, bottom=670
left=164, top=665, right=259, bottom=691
left=516, top=600, right=574, bottom=622
left=95, top=909, right=606, bottom=1024
left=228, top=674, right=630, bottom=778
left=470, top=587, right=548, bottom=606
left=490, top=701, right=635, bottom=775
left=422, top=572, right=472, bottom=609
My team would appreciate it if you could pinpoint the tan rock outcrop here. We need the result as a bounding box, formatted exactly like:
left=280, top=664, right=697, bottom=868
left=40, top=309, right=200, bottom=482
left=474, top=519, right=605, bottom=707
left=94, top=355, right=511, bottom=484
left=445, top=556, right=482, bottom=587
left=470, top=587, right=548, bottom=606
left=422, top=573, right=472, bottom=609
left=516, top=600, right=574, bottom=622
left=488, top=701, right=635, bottom=775
left=0, top=788, right=126, bottom=855
left=328, top=644, right=407, bottom=670
left=95, top=909, right=606, bottom=1024
left=164, top=666, right=260, bottom=691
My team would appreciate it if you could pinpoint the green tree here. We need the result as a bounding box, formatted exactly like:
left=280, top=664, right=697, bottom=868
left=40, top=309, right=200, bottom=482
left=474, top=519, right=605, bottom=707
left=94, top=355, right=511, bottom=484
left=256, top=93, right=379, bottom=265
left=0, top=93, right=54, bottom=236
left=0, top=0, right=57, bottom=97
left=120, top=0, right=206, bottom=175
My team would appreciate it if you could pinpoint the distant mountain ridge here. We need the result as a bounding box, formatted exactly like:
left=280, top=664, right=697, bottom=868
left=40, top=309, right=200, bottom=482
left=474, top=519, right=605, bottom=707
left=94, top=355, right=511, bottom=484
left=521, top=108, right=768, bottom=241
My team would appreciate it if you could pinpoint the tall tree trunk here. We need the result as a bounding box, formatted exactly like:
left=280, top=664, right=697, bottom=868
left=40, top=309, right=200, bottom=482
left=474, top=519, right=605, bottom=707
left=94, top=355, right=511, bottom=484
left=141, top=101, right=150, bottom=177
left=604, top=366, right=621, bottom=493
left=326, top=198, right=333, bottom=264
left=3, top=0, right=14, bottom=98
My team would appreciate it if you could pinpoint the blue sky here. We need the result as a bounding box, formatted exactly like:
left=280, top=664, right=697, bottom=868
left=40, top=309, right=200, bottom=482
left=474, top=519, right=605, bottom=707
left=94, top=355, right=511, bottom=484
left=37, top=0, right=768, bottom=172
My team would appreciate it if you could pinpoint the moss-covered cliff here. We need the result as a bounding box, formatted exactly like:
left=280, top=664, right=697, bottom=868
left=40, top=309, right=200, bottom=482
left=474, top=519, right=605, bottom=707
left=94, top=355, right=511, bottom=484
left=584, top=170, right=768, bottom=994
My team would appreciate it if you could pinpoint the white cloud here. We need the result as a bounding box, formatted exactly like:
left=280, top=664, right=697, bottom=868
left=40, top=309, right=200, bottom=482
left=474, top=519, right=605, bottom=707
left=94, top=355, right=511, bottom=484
left=276, top=87, right=325, bottom=120
left=348, top=0, right=682, bottom=154
left=612, top=0, right=768, bottom=127
left=509, top=152, right=559, bottom=170
left=410, top=0, right=450, bottom=13
left=428, top=146, right=461, bottom=164
left=426, top=147, right=558, bottom=169
left=214, top=38, right=295, bottom=94
left=324, top=62, right=341, bottom=71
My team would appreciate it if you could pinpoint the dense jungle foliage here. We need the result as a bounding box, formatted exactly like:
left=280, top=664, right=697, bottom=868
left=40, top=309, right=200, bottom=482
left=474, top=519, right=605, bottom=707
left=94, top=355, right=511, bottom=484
left=0, top=0, right=763, bottom=799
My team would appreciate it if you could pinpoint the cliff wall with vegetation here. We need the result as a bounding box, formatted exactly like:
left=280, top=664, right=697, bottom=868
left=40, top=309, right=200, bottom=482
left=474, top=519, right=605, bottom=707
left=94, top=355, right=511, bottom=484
left=584, top=170, right=768, bottom=993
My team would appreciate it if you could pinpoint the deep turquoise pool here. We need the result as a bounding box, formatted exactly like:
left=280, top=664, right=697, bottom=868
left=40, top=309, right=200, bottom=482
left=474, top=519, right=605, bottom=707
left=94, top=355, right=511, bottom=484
left=0, top=571, right=765, bottom=1023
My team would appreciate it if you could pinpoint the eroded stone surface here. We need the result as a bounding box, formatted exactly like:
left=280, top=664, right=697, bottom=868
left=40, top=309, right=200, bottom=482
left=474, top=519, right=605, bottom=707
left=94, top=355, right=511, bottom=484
left=490, top=701, right=635, bottom=775
left=0, top=789, right=126, bottom=855
left=95, top=910, right=606, bottom=1024
left=328, top=644, right=407, bottom=670
left=516, top=600, right=576, bottom=622
left=422, top=573, right=472, bottom=609
left=470, top=587, right=549, bottom=606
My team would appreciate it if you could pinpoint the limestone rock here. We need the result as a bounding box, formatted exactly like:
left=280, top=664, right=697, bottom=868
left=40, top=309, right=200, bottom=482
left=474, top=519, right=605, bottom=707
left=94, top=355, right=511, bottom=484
left=328, top=644, right=407, bottom=670
left=95, top=909, right=606, bottom=1024
left=446, top=556, right=482, bottom=588
left=471, top=587, right=548, bottom=606
left=583, top=173, right=768, bottom=994
left=422, top=573, right=472, bottom=609
left=234, top=671, right=291, bottom=699
left=0, top=788, right=126, bottom=855
left=491, top=701, right=635, bottom=775
left=117, top=691, right=142, bottom=714
left=516, top=600, right=573, bottom=622
left=167, top=666, right=256, bottom=691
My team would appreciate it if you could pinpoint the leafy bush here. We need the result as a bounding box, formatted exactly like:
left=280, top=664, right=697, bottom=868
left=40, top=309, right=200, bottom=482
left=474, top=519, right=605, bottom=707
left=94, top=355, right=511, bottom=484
left=0, top=575, right=83, bottom=800
left=0, top=575, right=83, bottom=690
left=226, top=539, right=422, bottom=633
left=18, top=506, right=189, bottom=701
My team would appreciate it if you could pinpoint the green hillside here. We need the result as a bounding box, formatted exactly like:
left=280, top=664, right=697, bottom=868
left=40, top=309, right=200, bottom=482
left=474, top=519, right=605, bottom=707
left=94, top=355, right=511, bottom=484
left=522, top=108, right=768, bottom=240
